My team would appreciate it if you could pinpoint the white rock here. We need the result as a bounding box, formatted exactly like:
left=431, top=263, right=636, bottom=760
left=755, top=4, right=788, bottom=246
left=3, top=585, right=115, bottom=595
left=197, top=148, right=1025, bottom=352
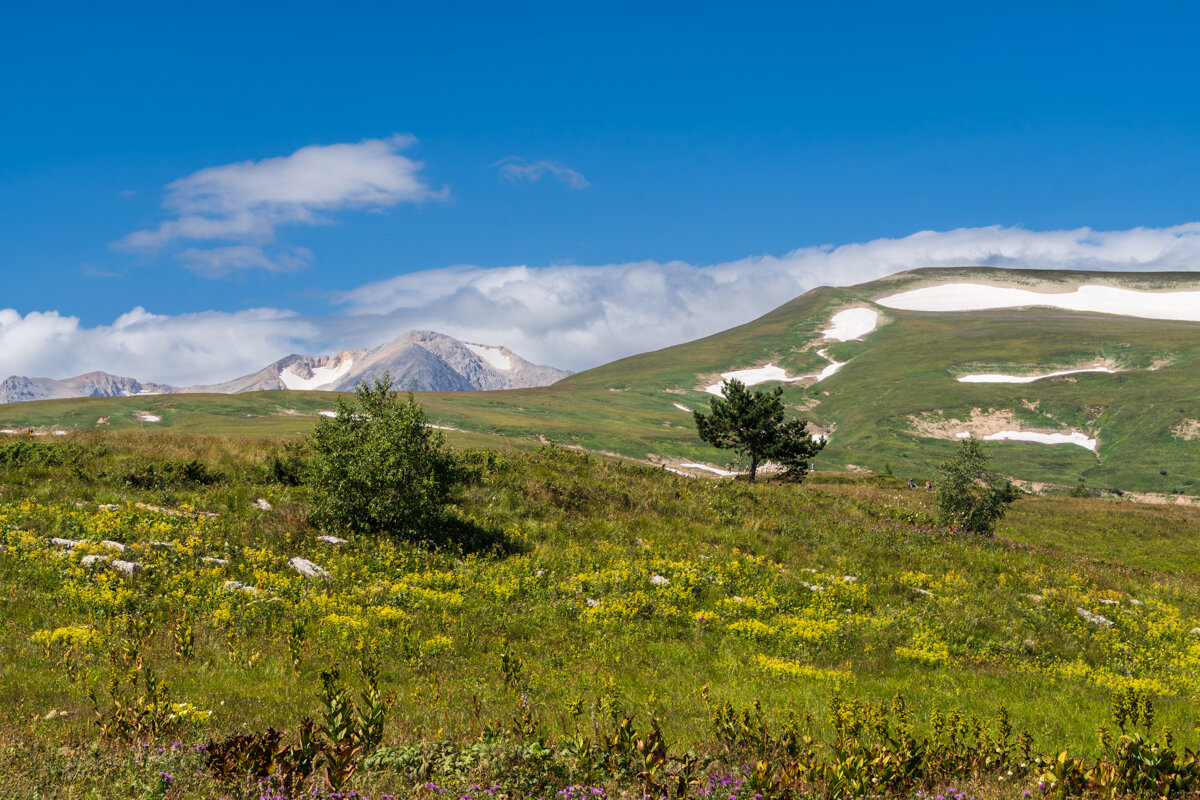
left=81, top=555, right=109, bottom=567
left=317, top=535, right=348, bottom=546
left=1027, top=594, right=1044, bottom=602
left=1099, top=599, right=1119, bottom=606
left=535, top=569, right=546, bottom=577
left=99, top=504, right=118, bottom=511
left=148, top=541, right=174, bottom=550
left=253, top=498, right=272, bottom=511
left=1191, top=627, right=1200, bottom=635
left=223, top=580, right=258, bottom=595
left=111, top=560, right=144, bottom=576
left=100, top=540, right=127, bottom=552
left=914, top=587, right=934, bottom=597
left=1077, top=607, right=1114, bottom=628
left=843, top=575, right=858, bottom=583
left=201, top=557, right=229, bottom=566
left=288, top=557, right=329, bottom=580
left=586, top=598, right=601, bottom=608
left=1130, top=599, right=1144, bottom=606
left=50, top=538, right=80, bottom=549
left=649, top=574, right=670, bottom=586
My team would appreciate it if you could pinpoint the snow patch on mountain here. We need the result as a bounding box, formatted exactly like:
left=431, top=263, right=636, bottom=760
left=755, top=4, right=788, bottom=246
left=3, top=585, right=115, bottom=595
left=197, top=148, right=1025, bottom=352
left=279, top=358, right=356, bottom=391
left=464, top=343, right=513, bottom=371
left=823, top=308, right=878, bottom=341
left=877, top=283, right=1200, bottom=320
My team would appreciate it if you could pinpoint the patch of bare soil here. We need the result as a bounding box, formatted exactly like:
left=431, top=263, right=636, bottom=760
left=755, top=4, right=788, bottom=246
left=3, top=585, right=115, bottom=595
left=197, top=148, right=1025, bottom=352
left=908, top=408, right=1029, bottom=438
left=1171, top=419, right=1200, bottom=441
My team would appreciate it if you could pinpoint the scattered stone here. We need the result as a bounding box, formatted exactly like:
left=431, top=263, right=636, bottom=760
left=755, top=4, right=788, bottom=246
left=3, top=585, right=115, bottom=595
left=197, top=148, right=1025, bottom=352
left=289, top=557, right=329, bottom=580
left=100, top=540, right=128, bottom=552
left=649, top=574, right=670, bottom=586
left=74, top=501, right=87, bottom=508
left=253, top=498, right=272, bottom=511
left=1191, top=627, right=1200, bottom=635
left=1077, top=607, right=1114, bottom=628
left=317, top=535, right=348, bottom=546
left=1027, top=594, right=1044, bottom=602
left=1099, top=599, right=1119, bottom=606
left=148, top=541, right=174, bottom=550
left=731, top=596, right=744, bottom=602
left=201, top=557, right=229, bottom=566
left=535, top=569, right=546, bottom=577
left=43, top=709, right=69, bottom=720
left=111, top=560, right=144, bottom=577
left=801, top=568, right=818, bottom=573
left=81, top=555, right=109, bottom=567
left=843, top=575, right=858, bottom=583
left=99, top=504, right=118, bottom=512
left=1130, top=599, right=1144, bottom=606
left=586, top=598, right=601, bottom=608
left=50, top=538, right=80, bottom=549
left=223, top=580, right=258, bottom=595
left=914, top=587, right=934, bottom=597
left=633, top=538, right=648, bottom=547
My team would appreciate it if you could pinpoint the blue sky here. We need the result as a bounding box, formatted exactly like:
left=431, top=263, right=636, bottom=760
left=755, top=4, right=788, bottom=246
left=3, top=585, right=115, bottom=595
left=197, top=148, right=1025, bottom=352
left=3, top=2, right=1200, bottom=382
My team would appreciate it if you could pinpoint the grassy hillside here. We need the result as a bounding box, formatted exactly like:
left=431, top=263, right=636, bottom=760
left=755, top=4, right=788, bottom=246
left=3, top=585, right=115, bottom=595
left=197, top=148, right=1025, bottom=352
left=3, top=268, right=1199, bottom=493
left=3, top=432, right=1200, bottom=797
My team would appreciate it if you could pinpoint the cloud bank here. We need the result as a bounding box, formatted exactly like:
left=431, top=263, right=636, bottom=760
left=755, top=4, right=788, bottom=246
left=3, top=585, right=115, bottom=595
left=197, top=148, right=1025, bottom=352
left=118, top=135, right=441, bottom=274
left=9, top=223, right=1200, bottom=384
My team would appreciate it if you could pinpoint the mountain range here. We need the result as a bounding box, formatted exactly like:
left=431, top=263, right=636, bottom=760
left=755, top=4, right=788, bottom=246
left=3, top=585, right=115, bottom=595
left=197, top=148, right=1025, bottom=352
left=3, top=267, right=1199, bottom=494
left=0, top=330, right=570, bottom=404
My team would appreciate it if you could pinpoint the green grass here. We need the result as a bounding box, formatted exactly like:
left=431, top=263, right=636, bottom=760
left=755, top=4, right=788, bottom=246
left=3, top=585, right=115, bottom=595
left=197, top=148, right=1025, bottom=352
left=3, top=431, right=1200, bottom=796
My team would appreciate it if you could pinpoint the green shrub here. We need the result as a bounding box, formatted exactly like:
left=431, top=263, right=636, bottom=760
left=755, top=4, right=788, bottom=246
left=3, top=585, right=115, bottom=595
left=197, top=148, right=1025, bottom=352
left=121, top=457, right=223, bottom=490
left=934, top=438, right=1019, bottom=534
left=305, top=376, right=460, bottom=536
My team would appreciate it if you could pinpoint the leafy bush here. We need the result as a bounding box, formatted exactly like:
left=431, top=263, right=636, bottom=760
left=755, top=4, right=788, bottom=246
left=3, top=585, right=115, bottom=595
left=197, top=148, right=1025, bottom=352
left=121, top=457, right=223, bottom=490
left=934, top=439, right=1019, bottom=534
left=0, top=441, right=83, bottom=469
left=305, top=376, right=460, bottom=536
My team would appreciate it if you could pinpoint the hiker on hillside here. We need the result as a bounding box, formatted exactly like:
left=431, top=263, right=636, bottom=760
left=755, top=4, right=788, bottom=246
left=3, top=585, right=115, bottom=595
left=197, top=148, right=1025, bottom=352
left=908, top=478, right=916, bottom=489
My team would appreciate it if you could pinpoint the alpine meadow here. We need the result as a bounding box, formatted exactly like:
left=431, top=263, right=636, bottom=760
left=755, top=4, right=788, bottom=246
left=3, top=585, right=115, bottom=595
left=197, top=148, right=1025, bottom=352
left=8, top=5, right=1200, bottom=797
left=3, top=267, right=1200, bottom=798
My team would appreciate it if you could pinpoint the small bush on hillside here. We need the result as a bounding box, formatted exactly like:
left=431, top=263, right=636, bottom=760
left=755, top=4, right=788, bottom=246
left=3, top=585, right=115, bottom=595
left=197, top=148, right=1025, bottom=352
left=305, top=375, right=460, bottom=536
left=0, top=441, right=84, bottom=469
left=934, top=438, right=1019, bottom=534
left=121, top=458, right=223, bottom=490
left=264, top=443, right=307, bottom=486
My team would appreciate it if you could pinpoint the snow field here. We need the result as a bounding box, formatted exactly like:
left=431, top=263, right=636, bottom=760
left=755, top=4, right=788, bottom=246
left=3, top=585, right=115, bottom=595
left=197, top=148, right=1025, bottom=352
left=280, top=358, right=356, bottom=391
left=465, top=343, right=513, bottom=371
left=822, top=308, right=879, bottom=341
left=877, top=283, right=1200, bottom=321
left=958, top=367, right=1116, bottom=383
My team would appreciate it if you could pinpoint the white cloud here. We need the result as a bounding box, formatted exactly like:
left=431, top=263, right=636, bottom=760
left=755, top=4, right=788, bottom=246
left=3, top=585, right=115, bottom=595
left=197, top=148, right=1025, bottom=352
left=117, top=135, right=442, bottom=273
left=331, top=223, right=1200, bottom=371
left=492, top=156, right=590, bottom=189
left=9, top=223, right=1200, bottom=385
left=0, top=306, right=315, bottom=385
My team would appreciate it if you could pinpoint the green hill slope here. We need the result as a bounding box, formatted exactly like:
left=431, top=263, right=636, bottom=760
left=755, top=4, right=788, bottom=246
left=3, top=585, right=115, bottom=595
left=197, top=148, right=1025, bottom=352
left=4, top=267, right=1199, bottom=493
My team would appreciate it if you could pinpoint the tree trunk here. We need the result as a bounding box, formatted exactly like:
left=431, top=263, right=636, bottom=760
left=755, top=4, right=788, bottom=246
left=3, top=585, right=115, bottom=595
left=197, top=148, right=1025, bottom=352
left=748, top=454, right=758, bottom=483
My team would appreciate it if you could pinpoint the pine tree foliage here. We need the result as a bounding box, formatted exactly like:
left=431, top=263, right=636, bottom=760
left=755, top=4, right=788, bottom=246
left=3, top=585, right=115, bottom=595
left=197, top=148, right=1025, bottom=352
left=693, top=378, right=824, bottom=482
